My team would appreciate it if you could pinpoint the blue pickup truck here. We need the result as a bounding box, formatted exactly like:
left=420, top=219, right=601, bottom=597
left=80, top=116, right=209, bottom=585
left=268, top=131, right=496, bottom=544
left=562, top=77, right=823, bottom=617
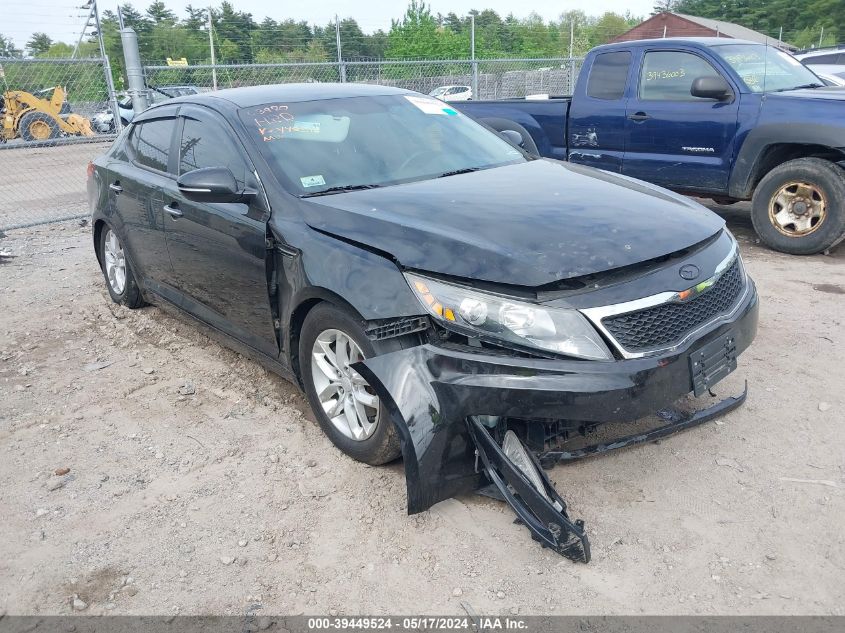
left=457, top=38, right=845, bottom=255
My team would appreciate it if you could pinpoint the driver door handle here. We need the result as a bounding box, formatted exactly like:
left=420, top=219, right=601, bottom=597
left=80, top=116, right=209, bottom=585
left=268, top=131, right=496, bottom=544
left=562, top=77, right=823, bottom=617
left=627, top=112, right=651, bottom=122
left=163, top=203, right=183, bottom=218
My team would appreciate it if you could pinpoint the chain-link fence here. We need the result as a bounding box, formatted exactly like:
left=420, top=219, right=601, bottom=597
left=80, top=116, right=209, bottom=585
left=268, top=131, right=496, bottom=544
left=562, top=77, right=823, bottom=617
left=0, top=55, right=584, bottom=232
left=143, top=57, right=584, bottom=99
left=0, top=57, right=118, bottom=230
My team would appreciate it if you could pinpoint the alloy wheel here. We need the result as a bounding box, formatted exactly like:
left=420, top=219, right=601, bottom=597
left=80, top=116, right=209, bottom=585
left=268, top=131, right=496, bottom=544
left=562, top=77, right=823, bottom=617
left=103, top=229, right=127, bottom=295
left=310, top=328, right=380, bottom=441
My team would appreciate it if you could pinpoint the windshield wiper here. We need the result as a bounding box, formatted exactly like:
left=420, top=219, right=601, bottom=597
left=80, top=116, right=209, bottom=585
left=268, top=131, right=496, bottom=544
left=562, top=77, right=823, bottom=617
left=437, top=167, right=482, bottom=178
left=300, top=184, right=382, bottom=197
left=773, top=83, right=824, bottom=92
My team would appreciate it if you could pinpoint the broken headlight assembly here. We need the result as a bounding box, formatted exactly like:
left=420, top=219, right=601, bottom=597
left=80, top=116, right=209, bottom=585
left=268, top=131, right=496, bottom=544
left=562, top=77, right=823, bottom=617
left=405, top=272, right=612, bottom=360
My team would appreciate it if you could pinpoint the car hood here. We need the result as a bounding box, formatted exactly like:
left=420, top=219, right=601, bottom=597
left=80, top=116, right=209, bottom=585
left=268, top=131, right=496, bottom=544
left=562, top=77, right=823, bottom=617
left=768, top=87, right=845, bottom=101
left=301, top=160, right=725, bottom=287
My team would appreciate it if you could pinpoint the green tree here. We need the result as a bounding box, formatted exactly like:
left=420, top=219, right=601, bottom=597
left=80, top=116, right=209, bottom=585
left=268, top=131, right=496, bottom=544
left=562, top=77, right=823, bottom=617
left=0, top=33, right=22, bottom=58
left=673, top=0, right=843, bottom=48
left=652, top=0, right=679, bottom=13
left=26, top=33, right=53, bottom=57
left=587, top=12, right=635, bottom=48
left=146, top=1, right=176, bottom=24
left=211, top=2, right=257, bottom=62
left=183, top=5, right=208, bottom=31
left=39, top=42, right=77, bottom=58
left=387, top=1, right=469, bottom=58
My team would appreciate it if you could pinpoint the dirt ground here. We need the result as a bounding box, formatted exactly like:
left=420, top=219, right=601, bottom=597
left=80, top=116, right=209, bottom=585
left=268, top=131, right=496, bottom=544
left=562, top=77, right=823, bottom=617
left=0, top=209, right=843, bottom=617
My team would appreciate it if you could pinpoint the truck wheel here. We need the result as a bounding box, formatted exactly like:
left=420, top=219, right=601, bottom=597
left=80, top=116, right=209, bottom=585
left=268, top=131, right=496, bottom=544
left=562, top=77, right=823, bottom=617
left=19, top=111, right=61, bottom=142
left=299, top=303, right=417, bottom=466
left=751, top=158, right=845, bottom=255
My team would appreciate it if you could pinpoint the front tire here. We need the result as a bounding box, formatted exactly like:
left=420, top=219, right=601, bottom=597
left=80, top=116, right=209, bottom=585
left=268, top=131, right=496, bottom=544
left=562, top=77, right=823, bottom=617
left=751, top=158, right=845, bottom=254
left=99, top=226, right=144, bottom=308
left=299, top=303, right=416, bottom=465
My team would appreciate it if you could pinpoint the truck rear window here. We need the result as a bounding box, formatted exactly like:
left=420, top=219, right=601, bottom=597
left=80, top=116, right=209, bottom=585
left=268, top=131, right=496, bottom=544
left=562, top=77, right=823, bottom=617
left=587, top=52, right=632, bottom=100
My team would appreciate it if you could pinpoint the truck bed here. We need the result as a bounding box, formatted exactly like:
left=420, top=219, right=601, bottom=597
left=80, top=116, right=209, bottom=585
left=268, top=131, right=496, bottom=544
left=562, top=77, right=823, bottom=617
left=456, top=97, right=570, bottom=161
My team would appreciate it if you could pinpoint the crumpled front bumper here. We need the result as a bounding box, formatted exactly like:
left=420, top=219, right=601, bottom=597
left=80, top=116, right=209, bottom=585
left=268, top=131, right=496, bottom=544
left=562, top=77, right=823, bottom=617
left=353, top=282, right=758, bottom=519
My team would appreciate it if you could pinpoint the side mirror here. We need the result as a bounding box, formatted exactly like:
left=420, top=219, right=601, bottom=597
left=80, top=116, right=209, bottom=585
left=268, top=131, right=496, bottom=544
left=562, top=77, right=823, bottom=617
left=690, top=76, right=732, bottom=101
left=177, top=167, right=252, bottom=203
left=499, top=129, right=524, bottom=147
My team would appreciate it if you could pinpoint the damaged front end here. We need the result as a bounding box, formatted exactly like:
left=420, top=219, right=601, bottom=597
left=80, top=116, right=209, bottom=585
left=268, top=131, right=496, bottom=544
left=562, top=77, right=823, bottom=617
left=467, top=416, right=591, bottom=563
left=352, top=282, right=757, bottom=562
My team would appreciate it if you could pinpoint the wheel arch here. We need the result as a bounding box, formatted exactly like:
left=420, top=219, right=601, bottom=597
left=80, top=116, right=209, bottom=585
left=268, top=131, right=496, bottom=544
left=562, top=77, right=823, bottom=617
left=287, top=288, right=366, bottom=387
left=730, top=126, right=845, bottom=199
left=93, top=218, right=108, bottom=267
left=92, top=218, right=145, bottom=292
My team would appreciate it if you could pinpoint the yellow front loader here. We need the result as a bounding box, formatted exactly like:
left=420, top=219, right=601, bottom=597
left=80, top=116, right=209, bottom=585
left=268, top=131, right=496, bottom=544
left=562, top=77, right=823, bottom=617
left=1, top=86, right=94, bottom=142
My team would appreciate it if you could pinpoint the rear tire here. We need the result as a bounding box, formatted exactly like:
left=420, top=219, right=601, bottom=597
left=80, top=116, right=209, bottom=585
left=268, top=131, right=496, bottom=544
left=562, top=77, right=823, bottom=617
left=299, top=302, right=417, bottom=465
left=751, top=158, right=845, bottom=255
left=99, top=226, right=144, bottom=308
left=19, top=111, right=61, bottom=142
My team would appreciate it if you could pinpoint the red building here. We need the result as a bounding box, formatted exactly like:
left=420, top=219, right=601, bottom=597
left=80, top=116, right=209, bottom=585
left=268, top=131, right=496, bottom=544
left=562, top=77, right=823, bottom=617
left=611, top=12, right=795, bottom=51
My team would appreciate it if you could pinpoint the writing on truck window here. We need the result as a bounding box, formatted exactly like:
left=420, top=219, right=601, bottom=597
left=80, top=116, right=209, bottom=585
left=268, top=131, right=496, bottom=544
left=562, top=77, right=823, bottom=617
left=645, top=68, right=687, bottom=81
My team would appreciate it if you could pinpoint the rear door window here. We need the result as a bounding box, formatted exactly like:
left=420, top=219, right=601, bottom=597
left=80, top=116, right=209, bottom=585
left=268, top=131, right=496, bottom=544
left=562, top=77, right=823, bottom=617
left=134, top=118, right=176, bottom=172
left=639, top=51, right=721, bottom=101
left=587, top=51, right=632, bottom=100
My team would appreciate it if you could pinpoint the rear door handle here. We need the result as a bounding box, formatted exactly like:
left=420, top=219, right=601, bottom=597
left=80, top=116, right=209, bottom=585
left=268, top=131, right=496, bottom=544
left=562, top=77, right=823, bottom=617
left=627, top=112, right=651, bottom=122
left=163, top=203, right=183, bottom=218
left=109, top=182, right=123, bottom=194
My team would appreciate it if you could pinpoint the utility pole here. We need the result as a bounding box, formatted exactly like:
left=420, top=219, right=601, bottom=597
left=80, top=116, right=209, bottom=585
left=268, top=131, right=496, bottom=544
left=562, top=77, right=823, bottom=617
left=335, top=15, right=346, bottom=82
left=73, top=1, right=96, bottom=59
left=819, top=27, right=824, bottom=48
left=470, top=13, right=477, bottom=99
left=569, top=20, right=575, bottom=91
left=208, top=6, right=218, bottom=90
left=92, top=0, right=122, bottom=131
left=778, top=26, right=783, bottom=44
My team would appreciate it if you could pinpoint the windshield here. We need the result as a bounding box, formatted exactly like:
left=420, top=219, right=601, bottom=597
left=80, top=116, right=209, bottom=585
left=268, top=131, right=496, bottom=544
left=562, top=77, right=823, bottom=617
left=238, top=94, right=525, bottom=196
left=714, top=44, right=823, bottom=92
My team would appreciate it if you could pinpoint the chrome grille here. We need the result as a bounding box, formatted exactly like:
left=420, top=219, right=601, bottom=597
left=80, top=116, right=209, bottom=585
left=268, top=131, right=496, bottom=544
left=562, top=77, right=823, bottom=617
left=601, top=258, right=744, bottom=353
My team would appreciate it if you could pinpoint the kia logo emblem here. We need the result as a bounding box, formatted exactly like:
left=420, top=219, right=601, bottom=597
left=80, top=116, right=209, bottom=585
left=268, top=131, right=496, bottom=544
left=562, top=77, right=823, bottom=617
left=679, top=264, right=700, bottom=281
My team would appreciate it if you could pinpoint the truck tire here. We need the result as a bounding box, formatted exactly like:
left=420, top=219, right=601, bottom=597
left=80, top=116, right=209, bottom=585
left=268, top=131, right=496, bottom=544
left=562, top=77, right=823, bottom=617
left=299, top=302, right=418, bottom=466
left=19, top=111, right=61, bottom=142
left=751, top=158, right=845, bottom=255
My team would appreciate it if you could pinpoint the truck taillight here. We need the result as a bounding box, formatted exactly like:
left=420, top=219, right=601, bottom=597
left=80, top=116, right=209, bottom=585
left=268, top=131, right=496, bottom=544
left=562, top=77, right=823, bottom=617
left=87, top=161, right=95, bottom=179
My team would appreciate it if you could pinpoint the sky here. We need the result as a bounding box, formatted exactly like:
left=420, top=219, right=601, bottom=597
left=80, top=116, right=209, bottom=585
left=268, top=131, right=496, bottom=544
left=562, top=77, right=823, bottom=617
left=3, top=0, right=657, bottom=51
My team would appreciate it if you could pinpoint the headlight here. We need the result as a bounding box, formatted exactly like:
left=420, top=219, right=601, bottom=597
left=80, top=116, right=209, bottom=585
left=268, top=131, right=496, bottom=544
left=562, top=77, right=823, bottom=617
left=405, top=273, right=612, bottom=360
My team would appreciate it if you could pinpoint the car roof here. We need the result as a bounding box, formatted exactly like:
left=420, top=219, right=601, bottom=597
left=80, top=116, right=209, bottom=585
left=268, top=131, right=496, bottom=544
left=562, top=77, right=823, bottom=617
left=164, top=82, right=414, bottom=109
left=795, top=47, right=845, bottom=59
left=593, top=37, right=762, bottom=52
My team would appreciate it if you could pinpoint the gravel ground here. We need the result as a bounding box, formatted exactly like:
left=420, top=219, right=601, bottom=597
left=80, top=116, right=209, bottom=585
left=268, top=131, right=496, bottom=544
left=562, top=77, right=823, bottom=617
left=0, top=211, right=843, bottom=617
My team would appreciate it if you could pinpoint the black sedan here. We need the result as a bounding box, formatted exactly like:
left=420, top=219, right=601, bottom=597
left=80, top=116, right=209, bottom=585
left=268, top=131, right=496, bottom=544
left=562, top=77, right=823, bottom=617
left=88, top=83, right=758, bottom=562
